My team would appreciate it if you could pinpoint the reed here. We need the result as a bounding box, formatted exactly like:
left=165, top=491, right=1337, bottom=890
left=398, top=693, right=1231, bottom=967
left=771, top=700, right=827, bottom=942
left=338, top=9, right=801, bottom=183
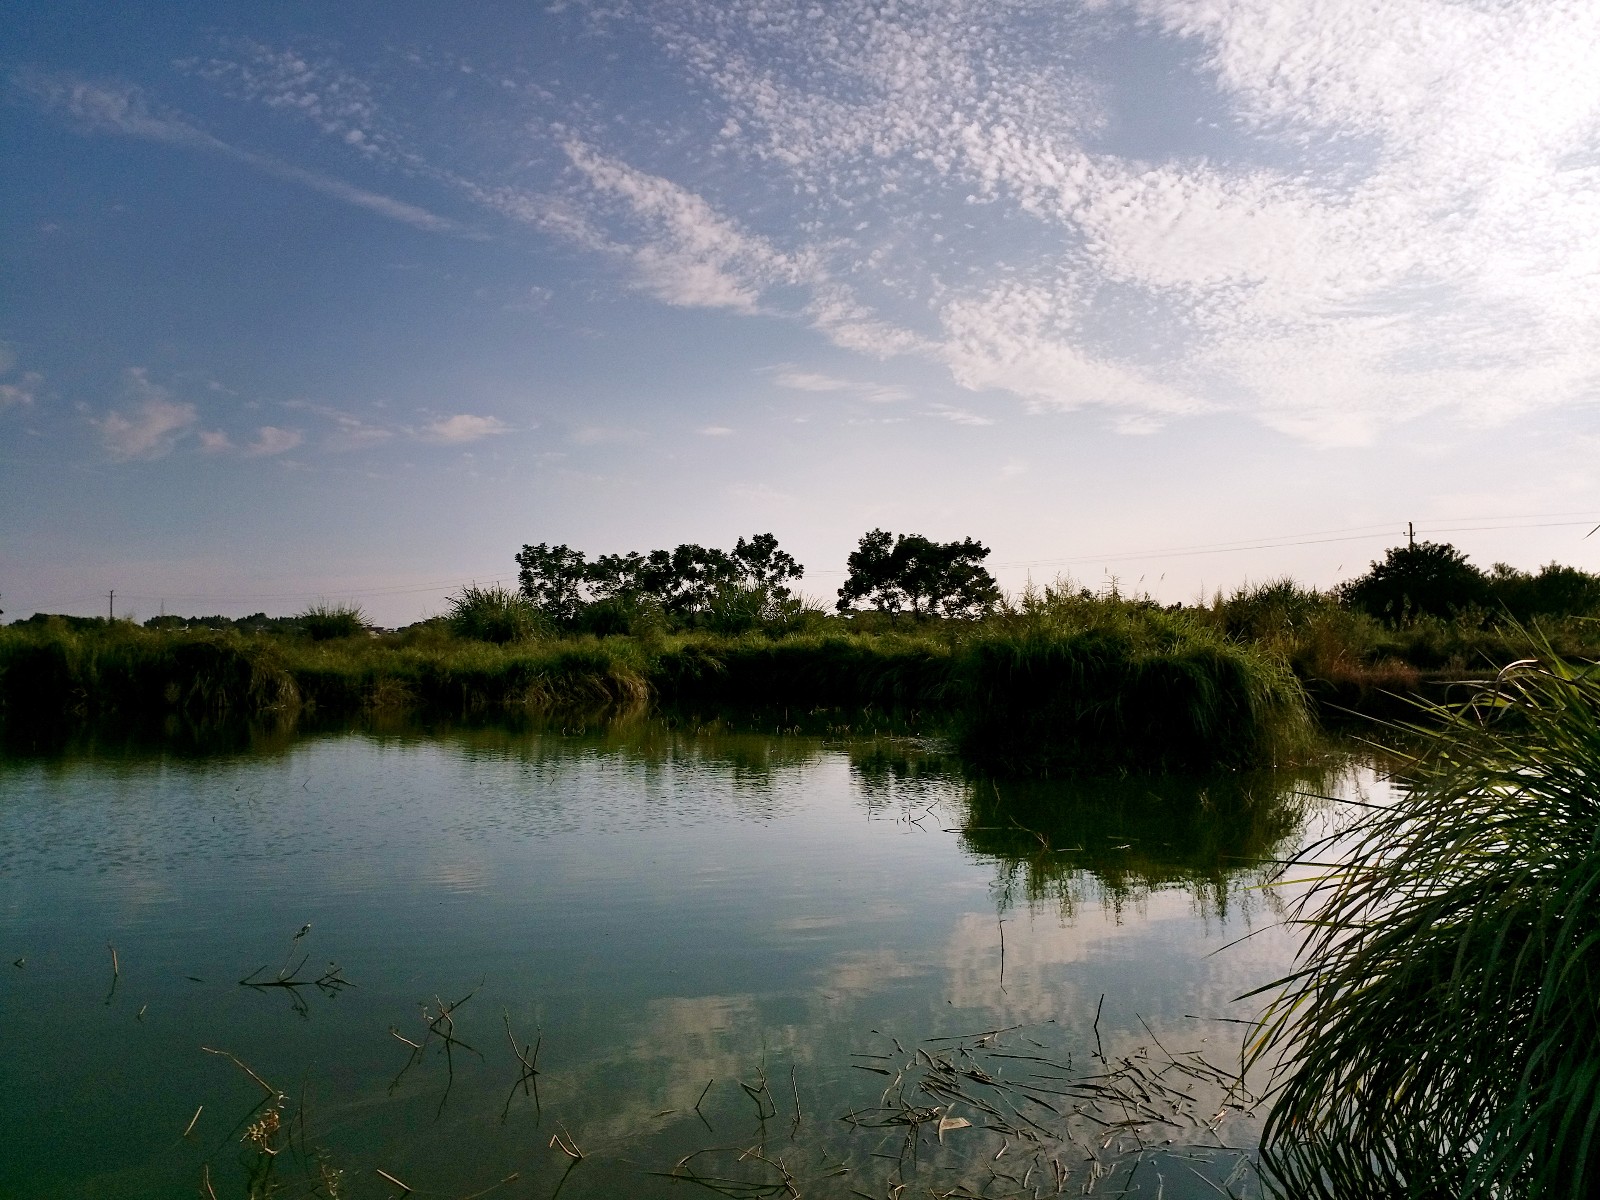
left=444, top=583, right=543, bottom=644
left=296, top=601, right=368, bottom=642
left=1249, top=646, right=1600, bottom=1197
left=953, top=594, right=1313, bottom=775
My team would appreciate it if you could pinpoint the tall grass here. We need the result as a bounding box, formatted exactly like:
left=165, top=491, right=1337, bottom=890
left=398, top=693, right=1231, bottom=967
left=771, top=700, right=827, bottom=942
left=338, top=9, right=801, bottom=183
left=444, top=583, right=543, bottom=644
left=297, top=601, right=368, bottom=641
left=956, top=587, right=1313, bottom=774
left=0, top=623, right=298, bottom=724
left=1249, top=648, right=1600, bottom=1197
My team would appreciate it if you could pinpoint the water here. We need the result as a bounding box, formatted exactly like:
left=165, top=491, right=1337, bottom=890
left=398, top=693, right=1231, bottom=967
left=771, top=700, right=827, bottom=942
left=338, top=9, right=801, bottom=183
left=0, top=720, right=1375, bottom=1199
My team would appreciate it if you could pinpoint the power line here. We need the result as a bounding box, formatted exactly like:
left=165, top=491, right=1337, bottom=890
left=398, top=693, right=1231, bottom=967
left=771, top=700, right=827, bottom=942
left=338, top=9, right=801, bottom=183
left=10, top=510, right=1599, bottom=611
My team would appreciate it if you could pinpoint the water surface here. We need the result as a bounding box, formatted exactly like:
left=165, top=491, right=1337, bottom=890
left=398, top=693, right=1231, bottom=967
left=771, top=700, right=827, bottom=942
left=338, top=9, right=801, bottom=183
left=0, top=720, right=1374, bottom=1198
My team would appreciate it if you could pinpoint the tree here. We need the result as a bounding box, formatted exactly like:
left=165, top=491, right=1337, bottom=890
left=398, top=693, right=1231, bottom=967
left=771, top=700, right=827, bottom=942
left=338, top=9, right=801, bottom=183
left=518, top=534, right=805, bottom=629
left=732, top=533, right=804, bottom=600
left=1487, top=562, right=1600, bottom=621
left=516, top=543, right=589, bottom=624
left=836, top=529, right=1000, bottom=618
left=1339, top=541, right=1489, bottom=624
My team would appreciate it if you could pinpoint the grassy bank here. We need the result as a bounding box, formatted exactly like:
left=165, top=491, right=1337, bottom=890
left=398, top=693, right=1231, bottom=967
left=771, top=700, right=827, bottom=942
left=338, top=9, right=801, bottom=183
left=0, top=601, right=1309, bottom=773
left=7, top=582, right=1592, bottom=772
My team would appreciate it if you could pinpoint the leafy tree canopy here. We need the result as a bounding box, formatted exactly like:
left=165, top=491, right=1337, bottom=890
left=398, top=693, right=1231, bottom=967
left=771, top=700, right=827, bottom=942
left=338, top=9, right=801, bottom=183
left=515, top=534, right=804, bottom=628
left=836, top=529, right=1000, bottom=619
left=1338, top=541, right=1489, bottom=624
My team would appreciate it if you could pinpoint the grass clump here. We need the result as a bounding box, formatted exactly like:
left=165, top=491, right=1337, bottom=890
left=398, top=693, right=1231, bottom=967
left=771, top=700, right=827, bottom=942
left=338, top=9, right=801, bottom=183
left=298, top=601, right=368, bottom=642
left=444, top=583, right=543, bottom=644
left=954, top=586, right=1312, bottom=775
left=1250, top=647, right=1600, bottom=1197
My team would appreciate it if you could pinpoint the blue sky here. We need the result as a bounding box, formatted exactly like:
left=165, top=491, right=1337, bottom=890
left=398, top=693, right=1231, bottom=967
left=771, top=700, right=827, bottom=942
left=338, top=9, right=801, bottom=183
left=4, top=0, right=1599, bottom=624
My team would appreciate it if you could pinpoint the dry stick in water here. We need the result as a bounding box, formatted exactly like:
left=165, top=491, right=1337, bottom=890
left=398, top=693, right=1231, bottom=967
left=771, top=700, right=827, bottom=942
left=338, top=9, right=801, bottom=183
left=998, top=915, right=1006, bottom=989
left=374, top=1166, right=412, bottom=1195
left=181, top=1105, right=203, bottom=1140
left=201, top=1046, right=279, bottom=1098
left=501, top=1010, right=542, bottom=1121
left=103, top=941, right=120, bottom=1006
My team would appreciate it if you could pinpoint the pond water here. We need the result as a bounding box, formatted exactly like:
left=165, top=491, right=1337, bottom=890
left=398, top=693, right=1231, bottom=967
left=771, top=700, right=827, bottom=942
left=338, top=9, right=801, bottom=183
left=0, top=720, right=1377, bottom=1199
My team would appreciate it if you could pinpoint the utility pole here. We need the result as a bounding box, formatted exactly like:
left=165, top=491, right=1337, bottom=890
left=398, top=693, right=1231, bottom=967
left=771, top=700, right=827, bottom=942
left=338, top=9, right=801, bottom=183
left=108, top=589, right=115, bottom=622
left=1407, top=521, right=1415, bottom=550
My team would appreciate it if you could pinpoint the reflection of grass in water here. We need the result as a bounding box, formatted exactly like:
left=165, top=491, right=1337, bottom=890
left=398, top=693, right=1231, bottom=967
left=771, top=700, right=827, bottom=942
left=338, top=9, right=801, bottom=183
left=971, top=777, right=1301, bottom=918
left=952, top=765, right=1330, bottom=919
left=1250, top=649, right=1600, bottom=1197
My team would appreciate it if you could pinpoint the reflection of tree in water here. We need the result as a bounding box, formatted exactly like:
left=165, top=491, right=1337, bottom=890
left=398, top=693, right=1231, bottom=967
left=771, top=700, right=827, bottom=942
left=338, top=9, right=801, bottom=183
left=847, top=738, right=964, bottom=816
left=964, top=768, right=1327, bottom=921
left=435, top=716, right=831, bottom=783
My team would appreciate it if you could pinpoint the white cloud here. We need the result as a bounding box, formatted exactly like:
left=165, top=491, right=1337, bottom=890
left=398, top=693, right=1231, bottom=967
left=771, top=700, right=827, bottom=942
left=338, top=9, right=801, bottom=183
left=418, top=413, right=512, bottom=443
left=0, top=372, right=41, bottom=410
left=173, top=6, right=1600, bottom=443
left=95, top=369, right=198, bottom=460
left=198, top=430, right=234, bottom=453
left=772, top=368, right=910, bottom=403
left=927, top=404, right=995, bottom=427
left=245, top=426, right=304, bottom=455
left=699, top=425, right=734, bottom=436
left=773, top=371, right=852, bottom=392
left=561, top=140, right=806, bottom=311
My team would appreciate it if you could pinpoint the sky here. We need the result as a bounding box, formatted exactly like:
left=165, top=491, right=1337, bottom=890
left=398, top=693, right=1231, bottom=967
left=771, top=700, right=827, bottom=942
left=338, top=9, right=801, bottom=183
left=3, top=0, right=1599, bottom=626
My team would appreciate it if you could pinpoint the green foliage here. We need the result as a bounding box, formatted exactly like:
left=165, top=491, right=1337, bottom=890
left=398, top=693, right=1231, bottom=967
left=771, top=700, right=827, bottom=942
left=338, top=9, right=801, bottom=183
left=1250, top=648, right=1600, bottom=1197
left=298, top=601, right=368, bottom=642
left=516, top=532, right=804, bottom=630
left=1208, top=577, right=1334, bottom=645
left=444, top=583, right=542, bottom=644
left=837, top=529, right=1001, bottom=618
left=0, top=624, right=298, bottom=725
left=953, top=588, right=1312, bottom=775
left=1339, top=540, right=1490, bottom=624
left=1487, top=560, right=1600, bottom=620
left=961, top=767, right=1319, bottom=918
left=651, top=632, right=951, bottom=712
left=514, top=542, right=589, bottom=624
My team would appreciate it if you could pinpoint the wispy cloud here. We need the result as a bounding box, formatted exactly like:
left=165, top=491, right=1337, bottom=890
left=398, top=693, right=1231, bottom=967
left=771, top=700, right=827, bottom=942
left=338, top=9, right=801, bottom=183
left=699, top=425, right=734, bottom=436
left=0, top=372, right=41, bottom=410
left=560, top=140, right=807, bottom=311
left=283, top=400, right=398, bottom=451
left=172, top=7, right=1600, bottom=444
left=927, top=404, right=994, bottom=427
left=16, top=72, right=464, bottom=235
left=771, top=368, right=909, bottom=403
left=245, top=425, right=304, bottom=455
left=418, top=414, right=512, bottom=444
left=95, top=368, right=198, bottom=459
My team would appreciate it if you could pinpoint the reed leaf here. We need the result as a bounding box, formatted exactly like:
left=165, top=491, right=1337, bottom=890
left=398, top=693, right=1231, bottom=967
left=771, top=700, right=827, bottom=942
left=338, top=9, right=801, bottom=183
left=1250, top=643, right=1600, bottom=1198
